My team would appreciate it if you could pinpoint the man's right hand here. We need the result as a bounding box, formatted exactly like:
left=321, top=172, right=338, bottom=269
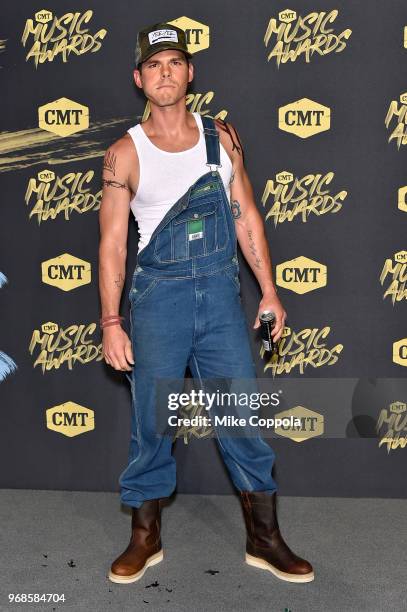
left=102, top=326, right=135, bottom=371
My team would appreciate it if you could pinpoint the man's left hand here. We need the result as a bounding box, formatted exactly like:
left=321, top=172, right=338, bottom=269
left=253, top=290, right=287, bottom=343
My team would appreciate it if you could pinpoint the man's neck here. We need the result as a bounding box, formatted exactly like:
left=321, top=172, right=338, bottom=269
left=143, top=102, right=193, bottom=138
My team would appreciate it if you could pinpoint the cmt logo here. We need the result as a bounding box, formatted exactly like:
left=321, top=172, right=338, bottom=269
left=393, top=338, right=407, bottom=366
left=279, top=9, right=297, bottom=23
left=34, top=9, right=53, bottom=23
left=168, top=16, right=209, bottom=53
left=274, top=406, right=324, bottom=442
left=275, top=171, right=293, bottom=184
left=41, top=253, right=91, bottom=291
left=38, top=97, right=89, bottom=136
left=37, top=169, right=55, bottom=183
left=389, top=401, right=406, bottom=415
left=278, top=97, right=331, bottom=138
left=398, top=186, right=407, bottom=212
left=276, top=256, right=327, bottom=294
left=46, top=402, right=95, bottom=437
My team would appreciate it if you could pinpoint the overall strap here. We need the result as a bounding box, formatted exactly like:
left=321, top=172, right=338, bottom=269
left=201, top=115, right=221, bottom=169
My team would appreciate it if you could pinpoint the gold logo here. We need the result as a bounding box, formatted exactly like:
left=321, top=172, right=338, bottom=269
left=380, top=251, right=407, bottom=304
left=278, top=9, right=297, bottom=23
left=274, top=405, right=324, bottom=442
left=276, top=256, right=327, bottom=294
left=168, top=16, right=210, bottom=53
left=278, top=97, right=331, bottom=138
left=37, top=169, right=55, bottom=183
left=261, top=170, right=347, bottom=226
left=38, top=97, right=89, bottom=136
left=275, top=171, right=294, bottom=184
left=41, top=253, right=91, bottom=290
left=376, top=401, right=407, bottom=452
left=46, top=401, right=95, bottom=437
left=398, top=186, right=407, bottom=212
left=385, top=93, right=407, bottom=149
left=389, top=402, right=406, bottom=414
left=35, top=9, right=53, bottom=23
left=393, top=338, right=407, bottom=366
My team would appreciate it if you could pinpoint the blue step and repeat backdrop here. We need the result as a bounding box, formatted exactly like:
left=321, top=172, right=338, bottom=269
left=1, top=1, right=406, bottom=499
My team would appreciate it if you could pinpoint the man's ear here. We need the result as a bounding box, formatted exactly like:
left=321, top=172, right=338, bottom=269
left=133, top=68, right=142, bottom=89
left=188, top=61, right=194, bottom=84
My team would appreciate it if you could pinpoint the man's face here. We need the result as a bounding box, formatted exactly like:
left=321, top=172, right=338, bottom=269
left=133, top=49, right=193, bottom=108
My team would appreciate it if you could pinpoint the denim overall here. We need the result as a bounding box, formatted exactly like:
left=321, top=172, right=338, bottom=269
left=119, top=115, right=277, bottom=508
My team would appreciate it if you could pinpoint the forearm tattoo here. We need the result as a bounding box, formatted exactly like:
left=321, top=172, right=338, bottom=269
left=230, top=199, right=242, bottom=219
left=215, top=119, right=245, bottom=164
left=229, top=170, right=235, bottom=185
left=103, top=150, right=116, bottom=175
left=114, top=272, right=125, bottom=289
left=102, top=179, right=130, bottom=191
left=247, top=229, right=263, bottom=269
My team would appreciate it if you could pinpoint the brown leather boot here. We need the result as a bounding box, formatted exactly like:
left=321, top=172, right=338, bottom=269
left=239, top=491, right=314, bottom=583
left=108, top=499, right=164, bottom=584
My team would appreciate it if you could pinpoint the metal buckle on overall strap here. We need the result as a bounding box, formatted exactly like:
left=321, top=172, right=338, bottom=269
left=202, top=124, right=222, bottom=171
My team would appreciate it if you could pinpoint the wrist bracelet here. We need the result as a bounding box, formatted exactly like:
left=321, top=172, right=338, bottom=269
left=100, top=314, right=124, bottom=323
left=100, top=319, right=123, bottom=330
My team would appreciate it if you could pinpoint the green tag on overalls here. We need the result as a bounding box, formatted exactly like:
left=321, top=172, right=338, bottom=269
left=188, top=218, right=203, bottom=241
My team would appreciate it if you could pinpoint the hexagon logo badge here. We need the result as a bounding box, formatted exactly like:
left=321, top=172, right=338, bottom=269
left=393, top=338, right=407, bottom=366
left=35, top=9, right=53, bottom=23
left=279, top=9, right=297, bottom=23
left=276, top=171, right=294, bottom=184
left=276, top=255, right=327, bottom=294
left=399, top=92, right=407, bottom=105
left=41, top=253, right=91, bottom=291
left=168, top=16, right=210, bottom=54
left=397, top=187, right=407, bottom=212
left=274, top=405, right=324, bottom=442
left=394, top=250, right=407, bottom=263
left=46, top=401, right=95, bottom=437
left=389, top=402, right=406, bottom=414
left=278, top=97, right=331, bottom=138
left=41, top=321, right=59, bottom=334
left=38, top=97, right=89, bottom=137
left=37, top=169, right=55, bottom=183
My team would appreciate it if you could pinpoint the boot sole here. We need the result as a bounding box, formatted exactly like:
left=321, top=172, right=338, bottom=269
left=245, top=553, right=314, bottom=583
left=108, top=549, right=163, bottom=584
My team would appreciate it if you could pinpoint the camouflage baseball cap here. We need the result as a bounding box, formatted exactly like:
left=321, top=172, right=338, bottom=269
left=135, top=22, right=192, bottom=68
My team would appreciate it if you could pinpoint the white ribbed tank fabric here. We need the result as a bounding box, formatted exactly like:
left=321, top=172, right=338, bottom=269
left=127, top=112, right=233, bottom=253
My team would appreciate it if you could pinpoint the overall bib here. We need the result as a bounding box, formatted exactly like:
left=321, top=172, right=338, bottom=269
left=119, top=115, right=277, bottom=508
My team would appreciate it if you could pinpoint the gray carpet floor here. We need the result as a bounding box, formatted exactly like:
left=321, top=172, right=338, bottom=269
left=0, top=490, right=404, bottom=612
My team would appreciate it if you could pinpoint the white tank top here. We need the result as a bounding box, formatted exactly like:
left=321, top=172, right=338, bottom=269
left=127, top=112, right=233, bottom=253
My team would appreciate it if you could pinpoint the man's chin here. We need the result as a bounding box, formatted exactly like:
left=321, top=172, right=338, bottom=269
left=149, top=94, right=184, bottom=108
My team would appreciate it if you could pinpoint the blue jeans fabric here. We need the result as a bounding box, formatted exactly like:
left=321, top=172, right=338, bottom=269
left=119, top=116, right=277, bottom=508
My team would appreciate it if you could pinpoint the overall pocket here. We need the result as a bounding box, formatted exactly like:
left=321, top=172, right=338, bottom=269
left=129, top=273, right=160, bottom=307
left=223, top=265, right=241, bottom=292
left=153, top=200, right=229, bottom=263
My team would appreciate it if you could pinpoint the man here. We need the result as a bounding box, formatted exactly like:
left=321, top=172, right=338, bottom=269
left=98, top=22, right=314, bottom=585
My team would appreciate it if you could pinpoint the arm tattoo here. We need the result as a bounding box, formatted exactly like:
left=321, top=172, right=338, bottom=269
left=103, top=150, right=117, bottom=175
left=229, top=170, right=235, bottom=185
left=247, top=229, right=263, bottom=270
left=215, top=119, right=245, bottom=164
left=102, top=179, right=130, bottom=191
left=230, top=199, right=241, bottom=219
left=114, top=272, right=125, bottom=289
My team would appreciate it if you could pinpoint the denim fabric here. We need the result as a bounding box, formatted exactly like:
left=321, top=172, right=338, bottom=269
left=119, top=116, right=277, bottom=508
